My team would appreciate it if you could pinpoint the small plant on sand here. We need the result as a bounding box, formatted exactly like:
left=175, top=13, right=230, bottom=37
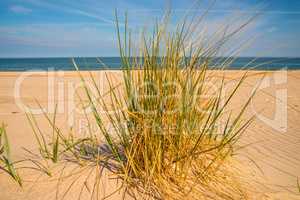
left=0, top=124, right=22, bottom=186
left=4, top=8, right=259, bottom=200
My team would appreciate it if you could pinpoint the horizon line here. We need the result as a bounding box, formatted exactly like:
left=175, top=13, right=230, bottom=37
left=1, top=56, right=300, bottom=59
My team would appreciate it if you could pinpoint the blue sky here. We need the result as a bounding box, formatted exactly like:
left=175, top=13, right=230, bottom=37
left=0, top=0, right=300, bottom=57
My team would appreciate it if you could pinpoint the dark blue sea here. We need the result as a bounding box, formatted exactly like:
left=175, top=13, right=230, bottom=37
left=0, top=57, right=299, bottom=71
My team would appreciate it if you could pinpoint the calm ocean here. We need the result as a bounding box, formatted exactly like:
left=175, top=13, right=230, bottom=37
left=0, top=57, right=300, bottom=71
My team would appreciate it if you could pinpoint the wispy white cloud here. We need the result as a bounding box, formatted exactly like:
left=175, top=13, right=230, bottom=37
left=23, top=0, right=157, bottom=26
left=10, top=5, right=32, bottom=14
left=25, top=0, right=116, bottom=25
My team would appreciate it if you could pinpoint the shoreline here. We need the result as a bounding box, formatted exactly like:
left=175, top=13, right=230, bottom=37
left=0, top=68, right=300, bottom=73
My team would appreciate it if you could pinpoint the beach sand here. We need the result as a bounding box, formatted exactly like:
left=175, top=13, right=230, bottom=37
left=0, top=70, right=299, bottom=199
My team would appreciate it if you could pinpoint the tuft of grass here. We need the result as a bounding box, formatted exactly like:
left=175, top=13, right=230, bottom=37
left=0, top=124, right=22, bottom=186
left=91, top=11, right=255, bottom=199
left=64, top=10, right=257, bottom=199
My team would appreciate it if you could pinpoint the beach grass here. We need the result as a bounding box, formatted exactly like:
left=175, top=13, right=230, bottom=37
left=0, top=124, right=22, bottom=186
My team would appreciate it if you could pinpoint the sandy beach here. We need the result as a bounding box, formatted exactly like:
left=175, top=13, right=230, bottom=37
left=0, top=70, right=299, bottom=200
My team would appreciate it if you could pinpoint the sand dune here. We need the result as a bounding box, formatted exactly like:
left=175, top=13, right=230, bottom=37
left=0, top=70, right=299, bottom=200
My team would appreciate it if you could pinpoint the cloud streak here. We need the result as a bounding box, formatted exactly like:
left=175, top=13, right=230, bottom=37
left=25, top=0, right=116, bottom=25
left=10, top=5, right=32, bottom=14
